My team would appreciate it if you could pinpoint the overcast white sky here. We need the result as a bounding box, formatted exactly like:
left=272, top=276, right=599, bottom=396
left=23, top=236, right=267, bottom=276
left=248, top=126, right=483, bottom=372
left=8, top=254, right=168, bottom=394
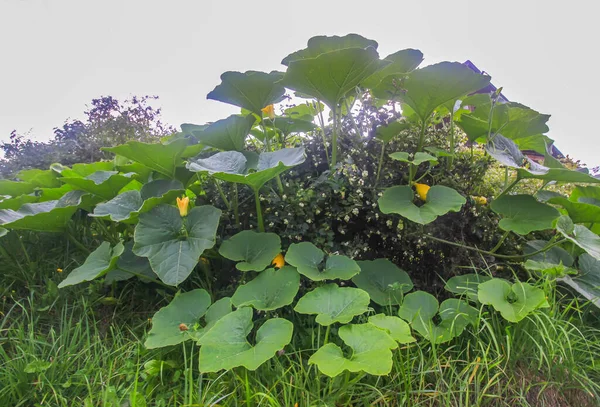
left=1, top=0, right=598, bottom=167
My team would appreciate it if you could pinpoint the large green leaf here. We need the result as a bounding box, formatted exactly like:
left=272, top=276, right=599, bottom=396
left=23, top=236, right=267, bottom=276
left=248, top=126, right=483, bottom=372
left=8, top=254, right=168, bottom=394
left=457, top=96, right=550, bottom=143
left=0, top=194, right=39, bottom=210
left=281, top=33, right=378, bottom=65
left=52, top=161, right=114, bottom=177
left=285, top=242, right=360, bottom=281
left=477, top=279, right=549, bottom=323
left=0, top=201, right=78, bottom=232
left=524, top=240, right=574, bottom=267
left=16, top=169, right=61, bottom=188
left=559, top=254, right=600, bottom=308
left=189, top=114, right=255, bottom=151
left=444, top=274, right=491, bottom=302
left=282, top=47, right=384, bottom=109
left=0, top=180, right=35, bottom=197
left=352, top=259, right=413, bottom=306
left=218, top=230, right=281, bottom=272
left=556, top=216, right=600, bottom=260
left=133, top=205, right=221, bottom=286
left=396, top=62, right=491, bottom=124
left=517, top=167, right=600, bottom=184
left=145, top=289, right=212, bottom=349
left=207, top=71, right=285, bottom=117
left=398, top=291, right=478, bottom=344
left=361, top=48, right=424, bottom=89
left=231, top=266, right=300, bottom=311
left=309, top=323, right=397, bottom=377
left=378, top=185, right=466, bottom=224
left=367, top=314, right=415, bottom=344
left=186, top=148, right=306, bottom=191
left=58, top=242, right=124, bottom=288
left=105, top=241, right=157, bottom=284
left=570, top=185, right=600, bottom=206
left=197, top=307, right=293, bottom=372
left=389, top=152, right=438, bottom=166
left=375, top=121, right=411, bottom=143
left=294, top=284, right=370, bottom=326
left=267, top=117, right=316, bottom=136
left=103, top=139, right=189, bottom=178
left=491, top=195, right=560, bottom=235
left=91, top=179, right=184, bottom=223
left=548, top=196, right=600, bottom=224
left=60, top=171, right=135, bottom=200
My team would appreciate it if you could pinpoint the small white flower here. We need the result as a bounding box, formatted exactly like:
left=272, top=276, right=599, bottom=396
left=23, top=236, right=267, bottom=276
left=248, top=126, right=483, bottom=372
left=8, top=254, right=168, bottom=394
left=321, top=193, right=326, bottom=198
left=352, top=208, right=359, bottom=215
left=362, top=170, right=369, bottom=177
left=307, top=219, right=312, bottom=224
left=282, top=194, right=287, bottom=200
left=299, top=202, right=304, bottom=207
left=386, top=220, right=393, bottom=227
left=315, top=209, right=321, bottom=215
left=378, top=192, right=383, bottom=197
left=344, top=215, right=350, bottom=222
left=285, top=183, right=290, bottom=187
left=269, top=222, right=274, bottom=227
left=284, top=219, right=289, bottom=225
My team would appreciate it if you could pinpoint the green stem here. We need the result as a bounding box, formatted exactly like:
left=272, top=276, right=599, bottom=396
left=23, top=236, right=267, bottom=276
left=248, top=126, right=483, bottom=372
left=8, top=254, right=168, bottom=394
left=447, top=110, right=455, bottom=170
left=498, top=177, right=520, bottom=198
left=15, top=232, right=32, bottom=269
left=213, top=179, right=231, bottom=210
left=275, top=174, right=284, bottom=196
left=233, top=183, right=239, bottom=227
left=423, top=234, right=567, bottom=260
left=254, top=188, right=265, bottom=232
left=67, top=232, right=91, bottom=254
left=503, top=167, right=509, bottom=189
left=323, top=325, right=331, bottom=345
left=261, top=121, right=271, bottom=152
left=374, top=142, right=385, bottom=190
left=410, top=120, right=428, bottom=183
left=490, top=230, right=510, bottom=253
left=331, top=106, right=338, bottom=169
left=316, top=100, right=330, bottom=166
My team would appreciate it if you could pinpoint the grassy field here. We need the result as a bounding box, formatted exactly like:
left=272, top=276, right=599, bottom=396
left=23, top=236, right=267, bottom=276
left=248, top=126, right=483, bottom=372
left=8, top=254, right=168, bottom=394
left=2, top=237, right=600, bottom=407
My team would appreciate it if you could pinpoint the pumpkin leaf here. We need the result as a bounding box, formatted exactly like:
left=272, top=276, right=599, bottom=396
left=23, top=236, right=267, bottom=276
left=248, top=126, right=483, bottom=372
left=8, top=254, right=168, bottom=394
left=145, top=289, right=212, bottom=349
left=378, top=185, right=465, bottom=225
left=231, top=266, right=300, bottom=311
left=309, top=323, right=397, bottom=377
left=197, top=307, right=293, bottom=372
left=133, top=205, right=221, bottom=286
left=285, top=242, right=360, bottom=281
left=294, top=284, right=370, bottom=326
left=58, top=242, right=124, bottom=288
left=556, top=216, right=600, bottom=260
left=103, top=139, right=188, bottom=178
left=478, top=279, right=549, bottom=322
left=218, top=230, right=281, bottom=272
left=367, top=314, right=415, bottom=344
left=491, top=194, right=560, bottom=235
left=352, top=259, right=413, bottom=306
left=444, top=274, right=491, bottom=302
left=189, top=114, right=255, bottom=151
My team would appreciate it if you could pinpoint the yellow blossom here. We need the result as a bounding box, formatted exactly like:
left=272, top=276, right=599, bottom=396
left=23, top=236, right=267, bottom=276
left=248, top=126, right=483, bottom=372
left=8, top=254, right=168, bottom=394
left=413, top=183, right=430, bottom=201
left=57, top=268, right=63, bottom=273
left=176, top=196, right=190, bottom=217
left=471, top=196, right=488, bottom=205
left=261, top=104, right=275, bottom=120
left=272, top=253, right=285, bottom=269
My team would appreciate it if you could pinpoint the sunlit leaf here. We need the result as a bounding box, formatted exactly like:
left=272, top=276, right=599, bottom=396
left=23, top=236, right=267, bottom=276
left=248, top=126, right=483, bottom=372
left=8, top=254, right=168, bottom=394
left=294, top=284, right=370, bottom=326
left=309, top=323, right=397, bottom=377
left=197, top=307, right=293, bottom=372
left=145, top=289, right=212, bottom=349
left=188, top=114, right=255, bottom=151
left=367, top=314, right=415, bottom=344
left=478, top=279, right=549, bottom=322
left=231, top=266, right=300, bottom=311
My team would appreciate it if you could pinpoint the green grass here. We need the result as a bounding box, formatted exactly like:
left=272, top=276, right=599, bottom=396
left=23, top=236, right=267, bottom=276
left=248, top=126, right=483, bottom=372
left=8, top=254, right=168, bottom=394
left=2, top=235, right=600, bottom=406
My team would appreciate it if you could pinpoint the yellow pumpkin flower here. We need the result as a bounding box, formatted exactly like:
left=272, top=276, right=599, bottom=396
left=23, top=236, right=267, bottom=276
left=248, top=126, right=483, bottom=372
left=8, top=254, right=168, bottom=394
left=471, top=196, right=488, bottom=205
left=57, top=268, right=63, bottom=273
left=261, top=104, right=275, bottom=120
left=413, top=183, right=430, bottom=201
left=272, top=253, right=285, bottom=269
left=176, top=196, right=190, bottom=217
